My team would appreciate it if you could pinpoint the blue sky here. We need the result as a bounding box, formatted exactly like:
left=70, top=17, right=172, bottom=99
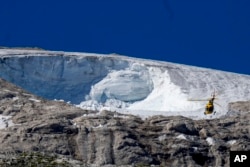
left=1, top=0, right=250, bottom=74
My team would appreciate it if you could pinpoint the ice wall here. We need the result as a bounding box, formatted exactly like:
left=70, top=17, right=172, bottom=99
left=0, top=53, right=122, bottom=103
left=0, top=50, right=153, bottom=104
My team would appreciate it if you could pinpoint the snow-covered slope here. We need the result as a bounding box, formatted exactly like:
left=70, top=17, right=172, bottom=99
left=1, top=49, right=250, bottom=119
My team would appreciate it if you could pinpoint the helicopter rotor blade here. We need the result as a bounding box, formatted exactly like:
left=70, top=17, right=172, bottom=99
left=214, top=102, right=222, bottom=107
left=187, top=98, right=219, bottom=101
left=187, top=99, right=208, bottom=101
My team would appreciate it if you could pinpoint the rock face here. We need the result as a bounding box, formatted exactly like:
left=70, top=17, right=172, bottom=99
left=0, top=78, right=250, bottom=166
left=228, top=101, right=250, bottom=113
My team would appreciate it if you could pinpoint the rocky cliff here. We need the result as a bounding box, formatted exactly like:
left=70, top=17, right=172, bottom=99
left=0, top=78, right=249, bottom=167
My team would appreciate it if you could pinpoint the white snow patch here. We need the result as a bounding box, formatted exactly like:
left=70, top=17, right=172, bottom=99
left=227, top=140, right=237, bottom=145
left=176, top=134, right=187, bottom=140
left=0, top=115, right=14, bottom=129
left=12, top=97, right=19, bottom=101
left=54, top=99, right=64, bottom=102
left=81, top=113, right=99, bottom=117
left=2, top=89, right=15, bottom=93
left=29, top=98, right=41, bottom=103
left=93, top=124, right=104, bottom=129
left=158, top=134, right=167, bottom=142
left=77, top=100, right=102, bottom=111
left=192, top=147, right=198, bottom=151
left=22, top=93, right=32, bottom=96
left=206, top=137, right=215, bottom=146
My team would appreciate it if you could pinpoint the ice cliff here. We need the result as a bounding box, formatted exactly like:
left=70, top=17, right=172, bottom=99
left=1, top=49, right=250, bottom=119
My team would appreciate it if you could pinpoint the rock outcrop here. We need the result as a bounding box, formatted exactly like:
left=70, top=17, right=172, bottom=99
left=228, top=101, right=250, bottom=113
left=0, top=78, right=249, bottom=167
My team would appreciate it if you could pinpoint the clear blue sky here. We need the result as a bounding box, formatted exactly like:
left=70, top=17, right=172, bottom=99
left=1, top=0, right=250, bottom=74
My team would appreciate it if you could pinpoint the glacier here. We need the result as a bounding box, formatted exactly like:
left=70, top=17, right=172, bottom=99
left=1, top=48, right=250, bottom=119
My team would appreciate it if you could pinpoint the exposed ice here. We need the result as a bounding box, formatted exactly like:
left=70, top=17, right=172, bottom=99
left=1, top=49, right=250, bottom=120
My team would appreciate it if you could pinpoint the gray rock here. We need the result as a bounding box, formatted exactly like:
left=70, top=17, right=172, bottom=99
left=228, top=101, right=250, bottom=113
left=165, top=118, right=198, bottom=135
left=0, top=78, right=250, bottom=167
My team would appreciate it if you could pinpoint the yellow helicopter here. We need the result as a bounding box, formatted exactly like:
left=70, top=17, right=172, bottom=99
left=188, top=91, right=221, bottom=115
